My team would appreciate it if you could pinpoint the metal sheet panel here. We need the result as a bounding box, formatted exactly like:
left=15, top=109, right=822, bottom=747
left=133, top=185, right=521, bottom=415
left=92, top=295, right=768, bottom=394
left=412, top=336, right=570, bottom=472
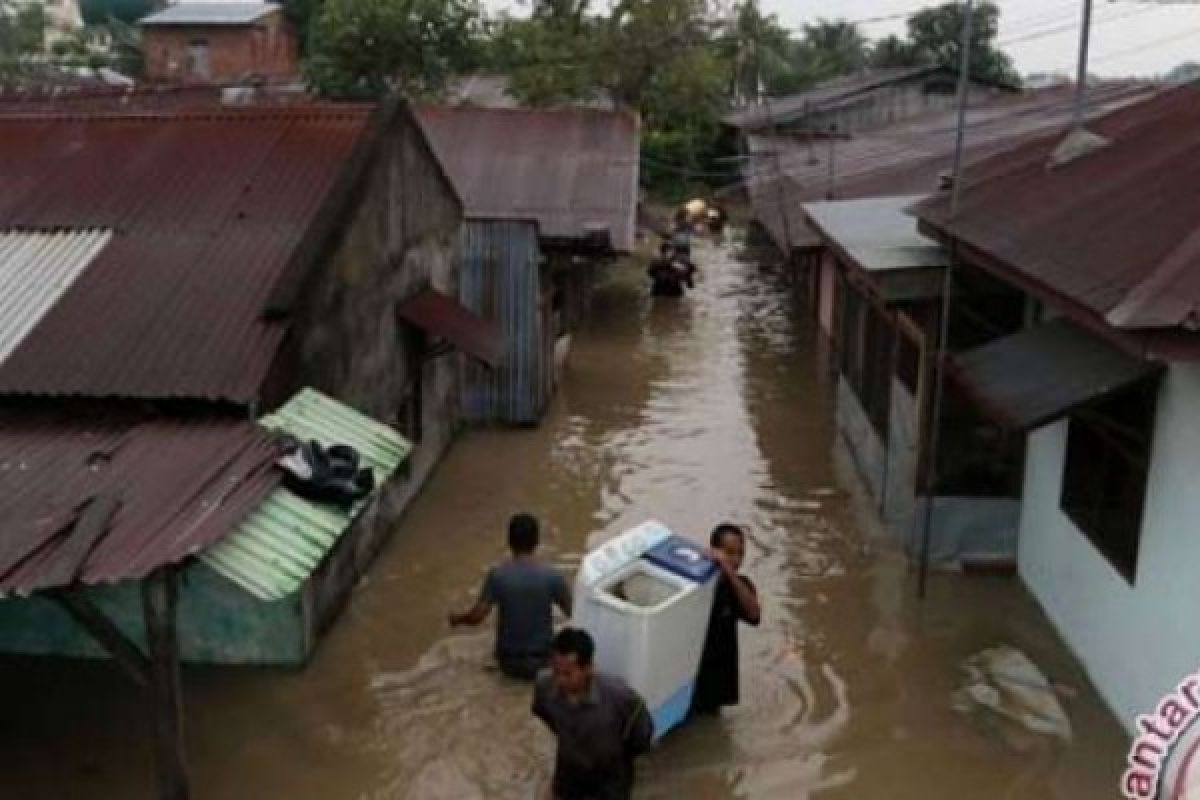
left=460, top=220, right=546, bottom=424
left=917, top=83, right=1200, bottom=335
left=743, top=83, right=1158, bottom=255
left=0, top=107, right=373, bottom=402
left=140, top=2, right=278, bottom=25
left=416, top=106, right=639, bottom=252
left=0, top=414, right=280, bottom=595
left=949, top=319, right=1162, bottom=431
left=200, top=388, right=411, bottom=601
left=0, top=229, right=111, bottom=364
left=803, top=196, right=946, bottom=272
left=397, top=288, right=503, bottom=367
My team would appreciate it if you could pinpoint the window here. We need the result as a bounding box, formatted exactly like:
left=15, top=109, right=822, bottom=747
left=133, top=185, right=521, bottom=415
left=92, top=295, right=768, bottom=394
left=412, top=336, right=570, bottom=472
left=1060, top=381, right=1158, bottom=583
left=398, top=328, right=426, bottom=446
left=837, top=279, right=893, bottom=438
left=186, top=39, right=211, bottom=80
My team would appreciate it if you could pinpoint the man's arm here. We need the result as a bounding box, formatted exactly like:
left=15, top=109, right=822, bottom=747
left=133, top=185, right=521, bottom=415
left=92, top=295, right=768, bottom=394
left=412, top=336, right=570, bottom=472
left=448, top=568, right=496, bottom=627
left=553, top=573, right=573, bottom=618
left=706, top=549, right=761, bottom=625
left=622, top=692, right=654, bottom=757
left=532, top=675, right=557, bottom=733
left=447, top=600, right=493, bottom=627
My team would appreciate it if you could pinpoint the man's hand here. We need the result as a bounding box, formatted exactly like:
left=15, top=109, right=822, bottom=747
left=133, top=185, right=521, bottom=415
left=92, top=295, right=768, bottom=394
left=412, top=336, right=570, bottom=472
left=704, top=546, right=735, bottom=576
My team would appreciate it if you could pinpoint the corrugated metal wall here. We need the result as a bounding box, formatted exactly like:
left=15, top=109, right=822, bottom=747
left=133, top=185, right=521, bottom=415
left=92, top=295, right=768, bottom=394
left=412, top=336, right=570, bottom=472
left=460, top=220, right=546, bottom=424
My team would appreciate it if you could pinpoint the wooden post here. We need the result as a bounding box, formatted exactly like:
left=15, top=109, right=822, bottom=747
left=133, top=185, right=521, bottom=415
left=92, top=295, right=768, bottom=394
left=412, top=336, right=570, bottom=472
left=142, top=567, right=190, bottom=800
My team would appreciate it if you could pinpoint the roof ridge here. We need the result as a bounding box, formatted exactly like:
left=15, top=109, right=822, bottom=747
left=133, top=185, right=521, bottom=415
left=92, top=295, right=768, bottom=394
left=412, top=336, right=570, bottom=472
left=0, top=105, right=375, bottom=123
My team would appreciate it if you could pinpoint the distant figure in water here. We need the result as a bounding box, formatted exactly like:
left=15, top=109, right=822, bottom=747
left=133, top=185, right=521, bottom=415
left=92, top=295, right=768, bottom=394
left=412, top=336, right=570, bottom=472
left=691, top=523, right=761, bottom=715
left=647, top=242, right=696, bottom=298
left=533, top=628, right=654, bottom=800
left=448, top=513, right=571, bottom=680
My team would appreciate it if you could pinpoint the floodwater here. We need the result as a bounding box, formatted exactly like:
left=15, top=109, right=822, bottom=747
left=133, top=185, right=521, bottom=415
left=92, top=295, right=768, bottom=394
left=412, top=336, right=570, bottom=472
left=0, top=233, right=1129, bottom=799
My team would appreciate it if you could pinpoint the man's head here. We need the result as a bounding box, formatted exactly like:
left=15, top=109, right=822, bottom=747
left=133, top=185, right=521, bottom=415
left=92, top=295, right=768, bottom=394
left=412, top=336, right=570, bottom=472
left=710, top=523, right=747, bottom=571
left=508, top=513, right=539, bottom=555
left=550, top=627, right=594, bottom=698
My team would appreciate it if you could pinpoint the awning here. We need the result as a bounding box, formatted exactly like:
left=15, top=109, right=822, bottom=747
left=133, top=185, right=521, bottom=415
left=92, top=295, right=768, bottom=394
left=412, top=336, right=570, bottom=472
left=397, top=289, right=502, bottom=367
left=949, top=318, right=1162, bottom=431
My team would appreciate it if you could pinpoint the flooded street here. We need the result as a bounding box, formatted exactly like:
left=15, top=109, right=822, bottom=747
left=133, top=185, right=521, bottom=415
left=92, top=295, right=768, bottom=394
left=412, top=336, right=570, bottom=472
left=1, top=233, right=1128, bottom=799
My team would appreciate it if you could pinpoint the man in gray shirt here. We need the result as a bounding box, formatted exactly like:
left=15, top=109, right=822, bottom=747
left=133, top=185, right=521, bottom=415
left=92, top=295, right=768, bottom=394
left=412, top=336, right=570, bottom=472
left=448, top=513, right=571, bottom=679
left=533, top=628, right=654, bottom=800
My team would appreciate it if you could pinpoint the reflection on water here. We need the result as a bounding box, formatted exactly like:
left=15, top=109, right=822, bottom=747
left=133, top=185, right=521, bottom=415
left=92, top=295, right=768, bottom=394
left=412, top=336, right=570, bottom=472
left=0, top=234, right=1128, bottom=799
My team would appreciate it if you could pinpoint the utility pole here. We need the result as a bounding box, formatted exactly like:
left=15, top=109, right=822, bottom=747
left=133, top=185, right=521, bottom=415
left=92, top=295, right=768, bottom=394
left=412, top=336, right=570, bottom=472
left=918, top=0, right=975, bottom=600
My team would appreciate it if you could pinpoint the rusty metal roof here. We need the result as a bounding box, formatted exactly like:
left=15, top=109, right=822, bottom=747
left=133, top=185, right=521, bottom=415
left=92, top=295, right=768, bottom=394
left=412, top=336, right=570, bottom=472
left=726, top=67, right=941, bottom=131
left=0, top=412, right=280, bottom=595
left=744, top=83, right=1159, bottom=255
left=0, top=106, right=373, bottom=402
left=397, top=289, right=503, bottom=367
left=416, top=106, right=639, bottom=252
left=917, top=83, right=1200, bottom=338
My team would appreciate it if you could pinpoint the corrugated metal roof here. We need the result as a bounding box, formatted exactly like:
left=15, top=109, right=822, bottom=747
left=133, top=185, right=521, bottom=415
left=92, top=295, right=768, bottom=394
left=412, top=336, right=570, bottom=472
left=803, top=196, right=946, bottom=272
left=0, top=229, right=111, bottom=364
left=416, top=106, right=640, bottom=252
left=725, top=67, right=940, bottom=130
left=140, top=2, right=280, bottom=26
left=0, top=413, right=280, bottom=595
left=744, top=82, right=1159, bottom=255
left=397, top=288, right=504, bottom=367
left=950, top=318, right=1162, bottom=431
left=916, top=82, right=1200, bottom=337
left=0, top=106, right=373, bottom=402
left=200, top=389, right=410, bottom=600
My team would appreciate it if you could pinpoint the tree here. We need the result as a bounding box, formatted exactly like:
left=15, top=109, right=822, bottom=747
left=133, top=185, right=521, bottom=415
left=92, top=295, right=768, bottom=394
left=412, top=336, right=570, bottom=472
left=795, top=19, right=869, bottom=81
left=307, top=0, right=486, bottom=99
left=721, top=1, right=806, bottom=103
left=870, top=34, right=920, bottom=69
left=906, top=1, right=1019, bottom=86
left=0, top=0, right=46, bottom=77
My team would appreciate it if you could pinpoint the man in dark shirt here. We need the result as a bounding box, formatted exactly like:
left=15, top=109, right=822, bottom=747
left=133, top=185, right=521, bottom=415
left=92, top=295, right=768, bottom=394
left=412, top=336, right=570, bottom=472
left=691, top=522, right=761, bottom=715
left=448, top=513, right=571, bottom=679
left=533, top=628, right=654, bottom=800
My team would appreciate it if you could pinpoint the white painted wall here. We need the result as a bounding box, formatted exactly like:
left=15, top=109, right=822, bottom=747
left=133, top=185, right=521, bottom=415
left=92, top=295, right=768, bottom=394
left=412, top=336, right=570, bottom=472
left=1019, top=362, right=1200, bottom=732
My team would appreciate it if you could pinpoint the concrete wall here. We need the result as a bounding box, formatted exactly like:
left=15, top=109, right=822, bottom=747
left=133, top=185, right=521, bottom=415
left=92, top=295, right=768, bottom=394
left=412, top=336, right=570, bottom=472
left=283, top=108, right=465, bottom=637
left=1019, top=362, right=1200, bottom=732
left=142, top=12, right=298, bottom=83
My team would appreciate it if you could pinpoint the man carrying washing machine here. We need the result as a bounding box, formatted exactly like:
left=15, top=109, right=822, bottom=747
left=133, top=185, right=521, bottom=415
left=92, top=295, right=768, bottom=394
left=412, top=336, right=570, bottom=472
left=533, top=627, right=654, bottom=800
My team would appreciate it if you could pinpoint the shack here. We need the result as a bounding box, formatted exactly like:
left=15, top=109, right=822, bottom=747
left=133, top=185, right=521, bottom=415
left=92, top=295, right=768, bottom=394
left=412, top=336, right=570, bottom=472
left=804, top=196, right=1021, bottom=566
left=0, top=99, right=493, bottom=795
left=914, top=83, right=1200, bottom=732
left=418, top=105, right=641, bottom=424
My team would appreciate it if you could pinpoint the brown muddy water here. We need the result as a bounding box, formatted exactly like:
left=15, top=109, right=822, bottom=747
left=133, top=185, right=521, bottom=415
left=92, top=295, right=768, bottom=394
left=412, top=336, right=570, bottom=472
left=0, top=234, right=1128, bottom=799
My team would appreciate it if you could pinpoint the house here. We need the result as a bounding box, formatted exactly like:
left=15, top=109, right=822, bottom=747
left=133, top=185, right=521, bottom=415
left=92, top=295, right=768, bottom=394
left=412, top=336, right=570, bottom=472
left=913, top=82, right=1200, bottom=733
left=802, top=196, right=1021, bottom=566
left=417, top=105, right=641, bottom=424
left=0, top=99, right=492, bottom=792
left=724, top=66, right=1017, bottom=137
left=742, top=82, right=1157, bottom=262
left=139, top=1, right=298, bottom=84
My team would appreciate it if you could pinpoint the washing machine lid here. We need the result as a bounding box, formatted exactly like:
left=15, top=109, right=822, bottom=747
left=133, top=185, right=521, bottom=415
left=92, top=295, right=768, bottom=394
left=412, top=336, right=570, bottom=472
left=577, top=520, right=673, bottom=586
left=643, top=535, right=718, bottom=583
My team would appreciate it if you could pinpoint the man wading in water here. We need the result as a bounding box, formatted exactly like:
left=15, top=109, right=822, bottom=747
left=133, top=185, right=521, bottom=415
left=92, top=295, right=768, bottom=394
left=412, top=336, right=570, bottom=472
left=691, top=523, right=761, bottom=715
left=533, top=628, right=654, bottom=800
left=448, top=513, right=572, bottom=679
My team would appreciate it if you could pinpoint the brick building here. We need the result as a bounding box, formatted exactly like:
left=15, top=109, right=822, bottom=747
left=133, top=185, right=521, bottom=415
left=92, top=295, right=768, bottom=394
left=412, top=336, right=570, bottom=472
left=139, top=2, right=298, bottom=84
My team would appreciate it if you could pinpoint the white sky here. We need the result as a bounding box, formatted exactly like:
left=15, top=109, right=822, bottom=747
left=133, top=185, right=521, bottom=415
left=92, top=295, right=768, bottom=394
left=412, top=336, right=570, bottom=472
left=485, top=0, right=1200, bottom=77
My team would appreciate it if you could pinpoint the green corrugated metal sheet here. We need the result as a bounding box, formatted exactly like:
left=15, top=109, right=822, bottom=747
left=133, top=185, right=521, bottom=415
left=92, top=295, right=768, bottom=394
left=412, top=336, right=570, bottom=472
left=200, top=389, right=410, bottom=601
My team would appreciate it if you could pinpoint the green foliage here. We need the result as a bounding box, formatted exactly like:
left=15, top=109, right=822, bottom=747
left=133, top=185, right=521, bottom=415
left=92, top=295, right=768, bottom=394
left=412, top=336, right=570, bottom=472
left=796, top=19, right=869, bottom=80
left=78, top=0, right=159, bottom=26
left=307, top=0, right=486, bottom=99
left=870, top=34, right=922, bottom=69
left=905, top=1, right=1020, bottom=86
left=0, top=0, right=46, bottom=76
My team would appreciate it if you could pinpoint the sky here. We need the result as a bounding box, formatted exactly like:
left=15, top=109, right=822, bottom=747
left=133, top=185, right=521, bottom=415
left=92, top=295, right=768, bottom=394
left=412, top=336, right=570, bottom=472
left=484, top=0, right=1200, bottom=78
